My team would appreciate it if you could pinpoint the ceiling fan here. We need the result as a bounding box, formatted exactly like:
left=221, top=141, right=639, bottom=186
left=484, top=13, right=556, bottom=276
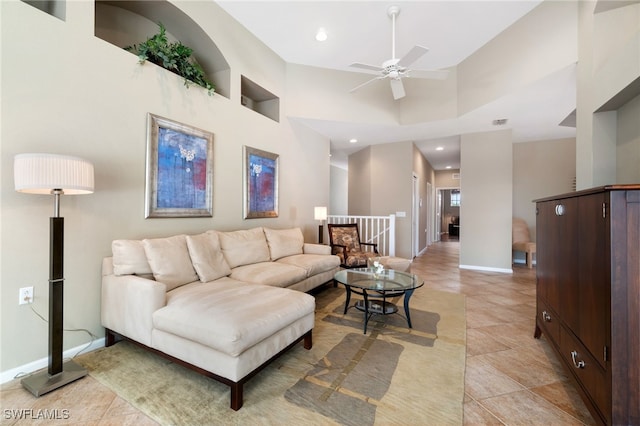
left=349, top=5, right=449, bottom=100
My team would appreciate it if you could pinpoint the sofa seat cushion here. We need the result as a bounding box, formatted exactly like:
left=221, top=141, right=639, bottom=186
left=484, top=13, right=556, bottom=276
left=229, top=262, right=307, bottom=288
left=276, top=254, right=340, bottom=277
left=153, top=278, right=314, bottom=357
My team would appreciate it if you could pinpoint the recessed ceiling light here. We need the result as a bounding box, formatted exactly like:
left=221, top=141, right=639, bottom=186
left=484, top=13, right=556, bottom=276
left=436, top=146, right=444, bottom=151
left=315, top=28, right=328, bottom=42
left=446, top=166, right=452, bottom=169
left=349, top=138, right=358, bottom=144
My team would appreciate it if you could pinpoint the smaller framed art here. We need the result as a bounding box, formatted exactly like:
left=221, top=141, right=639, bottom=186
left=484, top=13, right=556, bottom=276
left=145, top=113, right=214, bottom=218
left=243, top=145, right=279, bottom=219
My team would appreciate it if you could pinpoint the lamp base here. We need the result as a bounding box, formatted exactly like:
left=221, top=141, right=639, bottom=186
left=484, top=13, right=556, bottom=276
left=21, top=360, right=87, bottom=397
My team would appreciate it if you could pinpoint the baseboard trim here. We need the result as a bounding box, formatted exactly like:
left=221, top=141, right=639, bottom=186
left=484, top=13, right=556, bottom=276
left=0, top=338, right=105, bottom=384
left=459, top=264, right=513, bottom=274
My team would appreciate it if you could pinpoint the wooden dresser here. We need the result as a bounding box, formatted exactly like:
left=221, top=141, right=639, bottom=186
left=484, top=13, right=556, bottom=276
left=534, top=185, right=640, bottom=425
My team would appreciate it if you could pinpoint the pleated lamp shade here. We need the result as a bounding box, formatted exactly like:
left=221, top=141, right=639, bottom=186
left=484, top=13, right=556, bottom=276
left=14, top=153, right=94, bottom=195
left=314, top=206, right=327, bottom=221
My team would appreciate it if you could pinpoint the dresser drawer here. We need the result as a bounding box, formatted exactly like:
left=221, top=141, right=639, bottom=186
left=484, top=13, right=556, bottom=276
left=559, top=327, right=609, bottom=423
left=536, top=299, right=560, bottom=345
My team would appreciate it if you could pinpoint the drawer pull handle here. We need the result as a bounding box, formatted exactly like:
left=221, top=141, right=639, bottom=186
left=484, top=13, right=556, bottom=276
left=542, top=311, right=551, bottom=322
left=571, top=351, right=585, bottom=369
left=555, top=204, right=565, bottom=216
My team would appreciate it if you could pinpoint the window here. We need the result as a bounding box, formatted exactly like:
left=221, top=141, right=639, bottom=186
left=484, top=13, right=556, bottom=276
left=450, top=190, right=460, bottom=207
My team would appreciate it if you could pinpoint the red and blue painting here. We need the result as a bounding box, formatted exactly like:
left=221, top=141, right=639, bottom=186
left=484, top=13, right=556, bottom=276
left=244, top=146, right=279, bottom=218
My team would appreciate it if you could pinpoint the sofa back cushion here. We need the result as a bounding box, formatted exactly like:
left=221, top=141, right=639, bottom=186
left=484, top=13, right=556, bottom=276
left=185, top=231, right=232, bottom=282
left=218, top=227, right=270, bottom=268
left=264, top=227, right=304, bottom=260
left=112, top=239, right=152, bottom=276
left=142, top=235, right=199, bottom=291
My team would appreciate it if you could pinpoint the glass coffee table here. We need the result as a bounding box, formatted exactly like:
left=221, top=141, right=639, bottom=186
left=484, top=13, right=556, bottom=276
left=334, top=268, right=424, bottom=334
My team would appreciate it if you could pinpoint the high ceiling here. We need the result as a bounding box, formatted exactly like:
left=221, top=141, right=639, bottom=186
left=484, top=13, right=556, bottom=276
left=217, top=1, right=577, bottom=170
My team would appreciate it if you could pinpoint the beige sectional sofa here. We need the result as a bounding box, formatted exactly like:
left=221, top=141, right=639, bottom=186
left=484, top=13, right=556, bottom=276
left=101, top=227, right=340, bottom=410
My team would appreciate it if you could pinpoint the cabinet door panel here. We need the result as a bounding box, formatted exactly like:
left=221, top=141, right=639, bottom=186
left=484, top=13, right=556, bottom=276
left=537, top=198, right=578, bottom=321
left=577, top=193, right=610, bottom=369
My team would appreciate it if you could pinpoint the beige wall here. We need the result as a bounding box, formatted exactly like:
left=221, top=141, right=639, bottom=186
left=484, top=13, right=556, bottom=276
left=1, top=1, right=330, bottom=375
left=347, top=142, right=435, bottom=258
left=330, top=165, right=348, bottom=215
left=435, top=170, right=461, bottom=188
left=460, top=130, right=513, bottom=272
left=513, top=138, right=576, bottom=242
left=576, top=1, right=640, bottom=188
left=347, top=147, right=372, bottom=216
left=458, top=1, right=577, bottom=117
left=617, top=94, right=640, bottom=183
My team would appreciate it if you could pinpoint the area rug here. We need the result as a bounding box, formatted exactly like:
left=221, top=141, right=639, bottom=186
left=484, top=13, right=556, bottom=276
left=76, top=286, right=466, bottom=425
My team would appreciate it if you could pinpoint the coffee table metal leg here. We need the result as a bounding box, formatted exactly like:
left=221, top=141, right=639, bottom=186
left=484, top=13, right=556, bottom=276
left=343, top=285, right=351, bottom=315
left=403, top=288, right=415, bottom=328
left=362, top=290, right=369, bottom=334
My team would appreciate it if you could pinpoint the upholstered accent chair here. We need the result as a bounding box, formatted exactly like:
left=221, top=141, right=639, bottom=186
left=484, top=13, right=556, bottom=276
left=327, top=223, right=379, bottom=268
left=512, top=217, right=536, bottom=268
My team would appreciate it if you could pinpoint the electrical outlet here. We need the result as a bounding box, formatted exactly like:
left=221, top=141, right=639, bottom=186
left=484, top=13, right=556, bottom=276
left=19, top=287, right=33, bottom=305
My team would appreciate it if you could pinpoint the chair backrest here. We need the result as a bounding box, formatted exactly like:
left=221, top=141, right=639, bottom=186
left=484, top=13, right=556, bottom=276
left=328, top=223, right=361, bottom=252
left=512, top=218, right=531, bottom=244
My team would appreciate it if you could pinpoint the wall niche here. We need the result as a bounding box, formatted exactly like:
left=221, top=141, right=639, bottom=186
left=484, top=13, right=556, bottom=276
left=94, top=0, right=230, bottom=98
left=241, top=75, right=280, bottom=122
left=22, top=0, right=66, bottom=20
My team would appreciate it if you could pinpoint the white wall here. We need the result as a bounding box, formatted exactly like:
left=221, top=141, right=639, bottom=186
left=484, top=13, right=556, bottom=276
left=1, top=1, right=330, bottom=375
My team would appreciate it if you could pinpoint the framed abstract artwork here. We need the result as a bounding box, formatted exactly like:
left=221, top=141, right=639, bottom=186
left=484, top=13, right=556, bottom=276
left=145, top=113, right=214, bottom=218
left=243, top=145, right=279, bottom=219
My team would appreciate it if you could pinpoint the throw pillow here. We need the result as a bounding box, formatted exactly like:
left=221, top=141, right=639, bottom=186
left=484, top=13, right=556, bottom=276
left=218, top=227, right=270, bottom=268
left=112, top=239, right=152, bottom=276
left=264, top=227, right=304, bottom=260
left=185, top=231, right=232, bottom=282
left=142, top=235, right=199, bottom=291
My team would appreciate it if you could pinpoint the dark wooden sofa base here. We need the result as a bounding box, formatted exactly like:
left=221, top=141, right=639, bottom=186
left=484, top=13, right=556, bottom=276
left=104, top=328, right=313, bottom=410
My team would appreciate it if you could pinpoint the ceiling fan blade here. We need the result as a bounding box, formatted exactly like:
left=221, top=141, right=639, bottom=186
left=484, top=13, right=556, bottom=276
left=349, top=62, right=384, bottom=74
left=349, top=76, right=385, bottom=93
left=390, top=78, right=405, bottom=100
left=397, top=45, right=429, bottom=68
left=407, top=69, right=449, bottom=80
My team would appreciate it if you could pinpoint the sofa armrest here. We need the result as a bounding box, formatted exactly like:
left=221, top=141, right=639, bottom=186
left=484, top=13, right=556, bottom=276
left=101, top=257, right=166, bottom=347
left=303, top=243, right=332, bottom=255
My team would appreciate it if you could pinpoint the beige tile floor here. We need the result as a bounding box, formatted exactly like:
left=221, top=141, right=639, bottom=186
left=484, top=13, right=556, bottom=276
left=1, top=239, right=594, bottom=425
left=410, top=238, right=594, bottom=425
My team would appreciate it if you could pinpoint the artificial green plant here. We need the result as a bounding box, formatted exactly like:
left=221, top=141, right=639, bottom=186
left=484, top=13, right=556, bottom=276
left=125, top=23, right=215, bottom=95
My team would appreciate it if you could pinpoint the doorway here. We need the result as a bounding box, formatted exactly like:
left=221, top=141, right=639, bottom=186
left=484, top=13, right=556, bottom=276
left=436, top=187, right=460, bottom=240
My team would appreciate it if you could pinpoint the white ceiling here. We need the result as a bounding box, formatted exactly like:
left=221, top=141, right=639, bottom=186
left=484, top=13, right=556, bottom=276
left=217, top=0, right=577, bottom=170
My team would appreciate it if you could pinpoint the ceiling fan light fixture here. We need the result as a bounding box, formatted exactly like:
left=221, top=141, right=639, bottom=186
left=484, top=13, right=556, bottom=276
left=348, top=5, right=448, bottom=100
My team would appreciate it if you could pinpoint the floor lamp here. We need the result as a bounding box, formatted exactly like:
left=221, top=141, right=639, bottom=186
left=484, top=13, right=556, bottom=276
left=314, top=206, right=327, bottom=244
left=14, top=153, right=94, bottom=397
